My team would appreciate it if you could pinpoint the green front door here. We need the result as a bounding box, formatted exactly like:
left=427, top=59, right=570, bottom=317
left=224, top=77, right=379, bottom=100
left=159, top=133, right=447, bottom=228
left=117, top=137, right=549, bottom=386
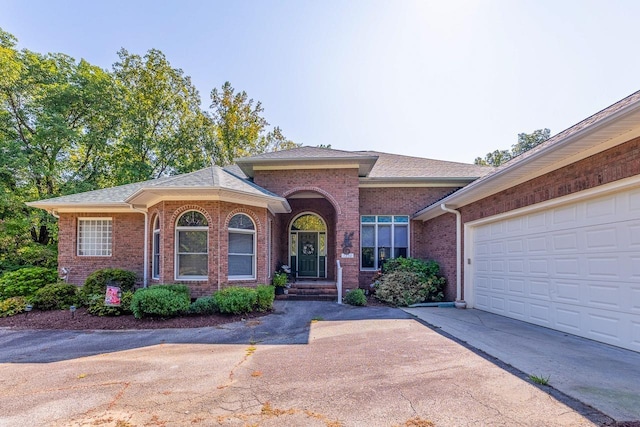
left=298, top=232, right=318, bottom=277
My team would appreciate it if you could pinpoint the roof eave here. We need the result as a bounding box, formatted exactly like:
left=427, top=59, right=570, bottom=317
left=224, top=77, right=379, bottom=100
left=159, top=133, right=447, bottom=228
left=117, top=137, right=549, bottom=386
left=414, top=96, right=640, bottom=222
left=236, top=155, right=379, bottom=178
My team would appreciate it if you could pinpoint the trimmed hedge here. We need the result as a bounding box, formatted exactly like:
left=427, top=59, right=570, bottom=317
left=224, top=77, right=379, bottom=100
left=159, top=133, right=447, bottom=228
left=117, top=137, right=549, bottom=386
left=0, top=267, right=59, bottom=299
left=213, top=287, right=257, bottom=315
left=189, top=296, right=219, bottom=315
left=31, top=283, right=80, bottom=310
left=345, top=288, right=367, bottom=306
left=80, top=268, right=137, bottom=303
left=255, top=285, right=275, bottom=312
left=130, top=286, right=190, bottom=319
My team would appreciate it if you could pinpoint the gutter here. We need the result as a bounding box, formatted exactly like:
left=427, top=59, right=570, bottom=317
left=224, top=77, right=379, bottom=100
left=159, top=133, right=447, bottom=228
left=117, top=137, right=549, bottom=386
left=128, top=205, right=149, bottom=287
left=440, top=204, right=465, bottom=308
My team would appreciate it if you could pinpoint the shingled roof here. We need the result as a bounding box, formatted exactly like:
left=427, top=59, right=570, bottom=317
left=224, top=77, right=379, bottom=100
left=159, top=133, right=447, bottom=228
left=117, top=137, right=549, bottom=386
left=27, top=166, right=290, bottom=213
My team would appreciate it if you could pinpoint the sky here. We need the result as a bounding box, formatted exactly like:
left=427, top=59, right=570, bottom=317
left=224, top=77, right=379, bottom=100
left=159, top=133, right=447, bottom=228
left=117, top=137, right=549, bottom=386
left=2, top=0, right=640, bottom=164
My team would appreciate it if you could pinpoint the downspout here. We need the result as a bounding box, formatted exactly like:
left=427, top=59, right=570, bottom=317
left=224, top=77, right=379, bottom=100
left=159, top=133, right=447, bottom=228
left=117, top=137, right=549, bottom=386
left=440, top=204, right=466, bottom=308
left=129, top=205, right=149, bottom=287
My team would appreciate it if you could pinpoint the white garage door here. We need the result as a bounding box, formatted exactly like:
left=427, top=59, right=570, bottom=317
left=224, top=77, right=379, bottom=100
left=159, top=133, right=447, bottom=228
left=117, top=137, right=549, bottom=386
left=471, top=186, right=640, bottom=352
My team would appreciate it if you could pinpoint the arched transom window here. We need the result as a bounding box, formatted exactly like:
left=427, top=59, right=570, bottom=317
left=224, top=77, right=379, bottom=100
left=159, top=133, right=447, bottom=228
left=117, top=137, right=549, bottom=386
left=175, top=210, right=208, bottom=280
left=228, top=213, right=256, bottom=279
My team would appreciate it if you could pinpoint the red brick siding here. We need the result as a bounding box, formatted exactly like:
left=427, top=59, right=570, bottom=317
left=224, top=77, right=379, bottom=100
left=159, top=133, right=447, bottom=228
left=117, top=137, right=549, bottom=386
left=358, top=187, right=460, bottom=288
left=254, top=168, right=360, bottom=292
left=58, top=213, right=145, bottom=286
left=423, top=135, right=640, bottom=300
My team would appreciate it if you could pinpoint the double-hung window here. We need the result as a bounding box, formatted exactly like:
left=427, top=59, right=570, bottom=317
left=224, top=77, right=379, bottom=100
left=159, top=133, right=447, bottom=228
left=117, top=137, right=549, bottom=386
left=78, top=218, right=112, bottom=256
left=152, top=216, right=160, bottom=279
left=228, top=213, right=256, bottom=279
left=361, top=215, right=409, bottom=269
left=175, top=211, right=208, bottom=280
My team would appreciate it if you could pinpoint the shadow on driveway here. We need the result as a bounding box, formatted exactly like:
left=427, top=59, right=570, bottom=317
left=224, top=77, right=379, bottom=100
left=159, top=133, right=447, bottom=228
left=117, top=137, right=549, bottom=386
left=0, top=301, right=412, bottom=363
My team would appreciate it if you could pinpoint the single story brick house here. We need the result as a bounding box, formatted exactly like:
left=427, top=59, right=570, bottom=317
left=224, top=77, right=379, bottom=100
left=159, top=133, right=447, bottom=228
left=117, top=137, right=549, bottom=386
left=29, top=90, right=640, bottom=352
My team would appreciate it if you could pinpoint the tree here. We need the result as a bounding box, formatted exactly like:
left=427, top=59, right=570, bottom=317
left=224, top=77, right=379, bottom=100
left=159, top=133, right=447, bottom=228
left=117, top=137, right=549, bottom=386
left=210, top=82, right=299, bottom=164
left=110, top=48, right=217, bottom=184
left=474, top=128, right=550, bottom=167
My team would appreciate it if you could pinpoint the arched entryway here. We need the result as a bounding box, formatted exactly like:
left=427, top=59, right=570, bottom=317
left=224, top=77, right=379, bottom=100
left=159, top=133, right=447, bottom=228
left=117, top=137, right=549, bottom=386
left=289, top=213, right=327, bottom=278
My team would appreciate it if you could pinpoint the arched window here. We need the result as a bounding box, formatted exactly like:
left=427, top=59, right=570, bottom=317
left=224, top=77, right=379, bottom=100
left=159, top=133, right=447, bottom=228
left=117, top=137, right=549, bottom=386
left=228, top=213, right=255, bottom=279
left=175, top=211, right=208, bottom=280
left=152, top=215, right=161, bottom=279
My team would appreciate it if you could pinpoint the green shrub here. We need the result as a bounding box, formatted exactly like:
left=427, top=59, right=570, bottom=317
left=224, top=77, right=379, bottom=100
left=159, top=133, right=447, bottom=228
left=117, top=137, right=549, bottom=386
left=255, top=285, right=275, bottom=311
left=0, top=296, right=28, bottom=317
left=345, top=288, right=367, bottom=306
left=0, top=267, right=59, bottom=299
left=214, top=286, right=257, bottom=315
left=272, top=272, right=288, bottom=287
left=80, top=268, right=137, bottom=303
left=30, top=283, right=80, bottom=310
left=86, top=291, right=134, bottom=316
left=374, top=270, right=445, bottom=307
left=189, top=296, right=219, bottom=315
left=146, top=284, right=190, bottom=299
left=382, top=257, right=441, bottom=280
left=130, top=287, right=190, bottom=319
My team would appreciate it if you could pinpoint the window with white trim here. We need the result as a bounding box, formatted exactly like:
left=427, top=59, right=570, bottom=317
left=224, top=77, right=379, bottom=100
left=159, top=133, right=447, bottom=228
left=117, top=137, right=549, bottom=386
left=361, top=215, right=409, bottom=270
left=175, top=211, right=208, bottom=280
left=228, top=213, right=256, bottom=279
left=78, top=218, right=112, bottom=256
left=152, top=216, right=160, bottom=279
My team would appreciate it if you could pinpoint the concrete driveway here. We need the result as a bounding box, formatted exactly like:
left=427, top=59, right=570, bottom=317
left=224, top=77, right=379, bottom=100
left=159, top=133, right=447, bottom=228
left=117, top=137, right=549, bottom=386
left=0, top=302, right=610, bottom=426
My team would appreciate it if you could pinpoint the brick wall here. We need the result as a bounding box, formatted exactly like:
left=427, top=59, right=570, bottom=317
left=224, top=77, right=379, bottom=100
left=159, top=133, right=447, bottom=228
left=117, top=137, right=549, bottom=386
left=358, top=187, right=460, bottom=288
left=58, top=213, right=145, bottom=286
left=422, top=135, right=640, bottom=300
left=254, top=168, right=360, bottom=291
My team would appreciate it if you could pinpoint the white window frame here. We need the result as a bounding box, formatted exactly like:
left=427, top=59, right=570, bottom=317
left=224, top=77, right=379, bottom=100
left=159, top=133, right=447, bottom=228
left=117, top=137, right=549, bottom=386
left=152, top=216, right=160, bottom=280
left=267, top=218, right=272, bottom=279
left=228, top=214, right=256, bottom=281
left=360, top=215, right=410, bottom=270
left=175, top=211, right=209, bottom=281
left=77, top=217, right=112, bottom=257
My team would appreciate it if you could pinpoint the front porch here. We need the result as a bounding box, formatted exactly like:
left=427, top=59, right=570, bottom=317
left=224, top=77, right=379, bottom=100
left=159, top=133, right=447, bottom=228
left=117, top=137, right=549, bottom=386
left=275, top=279, right=338, bottom=301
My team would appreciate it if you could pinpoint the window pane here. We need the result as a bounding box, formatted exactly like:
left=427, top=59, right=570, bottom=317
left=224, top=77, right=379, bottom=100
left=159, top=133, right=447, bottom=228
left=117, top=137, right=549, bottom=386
left=229, top=214, right=254, bottom=230
left=229, top=232, right=253, bottom=254
left=378, top=225, right=391, bottom=246
left=394, top=225, right=408, bottom=247
left=178, top=254, right=207, bottom=276
left=378, top=216, right=392, bottom=223
left=290, top=234, right=297, bottom=256
left=152, top=231, right=160, bottom=278
left=78, top=219, right=112, bottom=256
left=292, top=214, right=325, bottom=231
left=361, top=216, right=376, bottom=223
left=394, top=248, right=408, bottom=258
left=394, top=216, right=409, bottom=223
left=178, top=211, right=207, bottom=227
left=229, top=254, right=253, bottom=276
left=362, top=225, right=375, bottom=246
left=361, top=247, right=375, bottom=268
left=179, top=230, right=207, bottom=253
left=319, top=233, right=326, bottom=256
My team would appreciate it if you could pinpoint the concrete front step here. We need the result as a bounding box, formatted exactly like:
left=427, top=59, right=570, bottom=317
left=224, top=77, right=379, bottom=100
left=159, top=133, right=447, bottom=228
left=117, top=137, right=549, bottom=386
left=276, top=282, right=338, bottom=301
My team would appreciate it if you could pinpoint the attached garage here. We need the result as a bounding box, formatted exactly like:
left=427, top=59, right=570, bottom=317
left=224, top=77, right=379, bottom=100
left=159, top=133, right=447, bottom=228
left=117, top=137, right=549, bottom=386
left=415, top=90, right=640, bottom=353
left=467, top=178, right=640, bottom=352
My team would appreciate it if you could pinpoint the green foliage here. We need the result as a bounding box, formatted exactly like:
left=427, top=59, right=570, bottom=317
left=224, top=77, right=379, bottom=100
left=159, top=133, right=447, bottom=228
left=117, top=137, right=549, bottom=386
left=189, top=296, right=219, bottom=315
left=130, top=287, right=190, bottom=319
left=474, top=128, right=550, bottom=166
left=146, top=284, right=190, bottom=299
left=86, top=291, right=134, bottom=316
left=30, top=283, right=79, bottom=310
left=0, top=267, right=59, bottom=299
left=0, top=296, right=28, bottom=317
left=255, top=285, right=275, bottom=312
left=374, top=258, right=446, bottom=307
left=344, top=288, right=367, bottom=306
left=80, top=268, right=137, bottom=303
left=213, top=286, right=258, bottom=315
left=382, top=257, right=441, bottom=280
left=529, top=374, right=550, bottom=386
left=272, top=272, right=288, bottom=287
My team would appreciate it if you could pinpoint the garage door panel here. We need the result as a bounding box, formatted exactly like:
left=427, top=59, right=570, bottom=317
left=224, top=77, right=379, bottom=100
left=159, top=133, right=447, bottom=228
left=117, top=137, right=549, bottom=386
left=471, top=186, right=640, bottom=352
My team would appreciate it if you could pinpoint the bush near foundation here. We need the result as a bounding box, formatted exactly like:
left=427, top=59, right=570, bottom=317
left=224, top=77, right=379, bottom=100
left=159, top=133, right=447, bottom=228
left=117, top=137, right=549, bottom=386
left=189, top=296, right=219, bottom=315
left=345, top=288, right=367, bottom=306
left=130, top=286, right=191, bottom=319
left=255, top=285, right=275, bottom=312
left=31, top=283, right=80, bottom=310
left=80, top=268, right=137, bottom=304
left=87, top=291, right=134, bottom=316
left=374, top=257, right=446, bottom=307
left=214, top=286, right=258, bottom=315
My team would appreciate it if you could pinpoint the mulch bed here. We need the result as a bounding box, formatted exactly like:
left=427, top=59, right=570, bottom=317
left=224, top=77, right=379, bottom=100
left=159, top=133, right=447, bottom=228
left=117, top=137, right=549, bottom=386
left=0, top=307, right=267, bottom=330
